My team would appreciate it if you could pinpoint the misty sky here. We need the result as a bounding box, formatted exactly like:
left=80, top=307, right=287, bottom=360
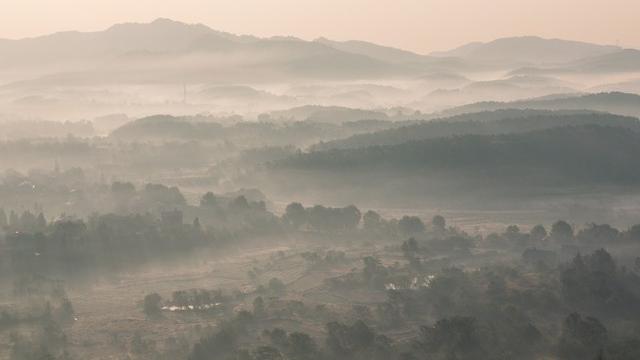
left=2, top=0, right=639, bottom=53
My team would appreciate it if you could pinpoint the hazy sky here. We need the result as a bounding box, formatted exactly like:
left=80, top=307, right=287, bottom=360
left=2, top=0, right=639, bottom=53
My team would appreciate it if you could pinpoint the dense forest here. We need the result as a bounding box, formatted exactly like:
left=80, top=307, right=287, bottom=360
left=279, top=125, right=640, bottom=186
left=312, top=110, right=639, bottom=150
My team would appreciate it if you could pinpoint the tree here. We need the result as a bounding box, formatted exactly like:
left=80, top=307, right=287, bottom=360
left=284, top=202, right=306, bottom=229
left=189, top=327, right=237, bottom=360
left=253, top=296, right=266, bottom=318
left=0, top=208, right=7, bottom=228
left=230, top=196, right=250, bottom=211
left=19, top=211, right=37, bottom=232
left=142, top=183, right=186, bottom=207
left=253, top=346, right=283, bottom=360
left=144, top=293, right=162, bottom=318
left=264, top=328, right=288, bottom=349
left=551, top=220, right=573, bottom=241
left=505, top=225, right=520, bottom=235
left=350, top=320, right=375, bottom=349
left=625, top=224, right=640, bottom=242
left=200, top=192, right=218, bottom=207
left=325, top=321, right=375, bottom=358
left=287, top=332, right=318, bottom=360
left=36, top=213, right=47, bottom=232
left=362, top=257, right=388, bottom=290
left=363, top=210, right=383, bottom=232
left=417, top=317, right=484, bottom=360
left=401, top=238, right=419, bottom=258
left=559, top=313, right=607, bottom=360
left=111, top=181, right=135, bottom=193
left=340, top=205, right=361, bottom=230
left=398, top=216, right=425, bottom=236
left=530, top=224, right=548, bottom=242
left=561, top=249, right=625, bottom=312
left=432, top=215, right=446, bottom=231
left=577, top=223, right=619, bottom=245
left=588, top=248, right=616, bottom=276
left=57, top=298, right=75, bottom=323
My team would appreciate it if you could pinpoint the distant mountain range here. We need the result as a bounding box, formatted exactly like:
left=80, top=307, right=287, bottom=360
left=431, top=36, right=621, bottom=65
left=510, top=49, right=640, bottom=76
left=1, top=19, right=637, bottom=86
left=0, top=19, right=410, bottom=84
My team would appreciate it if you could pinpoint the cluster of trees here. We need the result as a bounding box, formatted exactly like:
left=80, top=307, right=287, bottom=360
left=561, top=249, right=640, bottom=316
left=8, top=319, right=70, bottom=360
left=0, top=184, right=288, bottom=279
left=393, top=248, right=639, bottom=359
left=286, top=246, right=640, bottom=360
left=116, top=208, right=640, bottom=360
left=283, top=202, right=442, bottom=238
left=2, top=276, right=75, bottom=360
left=487, top=220, right=640, bottom=251
left=388, top=216, right=640, bottom=267
left=283, top=203, right=361, bottom=232
left=185, top=302, right=638, bottom=360
left=189, top=313, right=395, bottom=360
left=2, top=211, right=211, bottom=277
left=0, top=208, right=47, bottom=233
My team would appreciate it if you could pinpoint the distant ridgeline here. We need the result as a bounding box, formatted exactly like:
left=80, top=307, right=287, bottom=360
left=438, top=92, right=640, bottom=118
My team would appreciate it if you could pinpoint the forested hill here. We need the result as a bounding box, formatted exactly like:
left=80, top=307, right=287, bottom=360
left=439, top=92, right=640, bottom=118
left=277, top=125, right=640, bottom=185
left=312, top=110, right=639, bottom=150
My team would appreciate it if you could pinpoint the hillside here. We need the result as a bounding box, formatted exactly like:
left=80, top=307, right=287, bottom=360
left=277, top=125, right=640, bottom=185
left=109, top=113, right=399, bottom=147
left=314, top=37, right=432, bottom=65
left=265, top=105, right=389, bottom=123
left=312, top=110, right=639, bottom=150
left=431, top=36, right=620, bottom=65
left=511, top=49, right=640, bottom=75
left=0, top=19, right=432, bottom=85
left=439, top=92, right=640, bottom=118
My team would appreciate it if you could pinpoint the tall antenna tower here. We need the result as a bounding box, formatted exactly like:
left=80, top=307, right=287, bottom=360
left=183, top=83, right=187, bottom=104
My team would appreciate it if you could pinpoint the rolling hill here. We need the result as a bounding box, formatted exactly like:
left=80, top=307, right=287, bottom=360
left=431, top=36, right=621, bottom=65
left=438, top=92, right=640, bottom=118
left=312, top=110, right=639, bottom=150
left=277, top=125, right=640, bottom=186
left=0, top=19, right=434, bottom=85
left=509, top=49, right=640, bottom=76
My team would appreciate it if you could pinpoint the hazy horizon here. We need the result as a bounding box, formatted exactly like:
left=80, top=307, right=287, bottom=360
left=2, top=0, right=639, bottom=54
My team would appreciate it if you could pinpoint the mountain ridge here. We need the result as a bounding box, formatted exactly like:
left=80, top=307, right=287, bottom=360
left=431, top=36, right=622, bottom=65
